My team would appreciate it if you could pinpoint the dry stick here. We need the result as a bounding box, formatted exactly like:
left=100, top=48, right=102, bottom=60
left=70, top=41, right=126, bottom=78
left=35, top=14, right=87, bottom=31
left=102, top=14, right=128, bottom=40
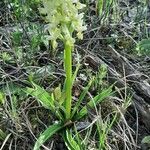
left=107, top=45, right=150, bottom=104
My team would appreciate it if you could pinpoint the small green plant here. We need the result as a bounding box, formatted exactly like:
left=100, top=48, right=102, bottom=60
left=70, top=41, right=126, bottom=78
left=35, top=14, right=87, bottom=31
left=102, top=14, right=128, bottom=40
left=136, top=38, right=150, bottom=55
left=94, top=65, right=107, bottom=92
left=96, top=0, right=120, bottom=24
left=142, top=136, right=150, bottom=144
left=1, top=52, right=12, bottom=63
left=24, top=0, right=112, bottom=149
left=96, top=114, right=117, bottom=150
left=10, top=0, right=40, bottom=20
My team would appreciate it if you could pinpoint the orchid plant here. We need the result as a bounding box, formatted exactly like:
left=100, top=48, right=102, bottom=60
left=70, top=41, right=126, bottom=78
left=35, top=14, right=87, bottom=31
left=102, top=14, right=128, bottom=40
left=24, top=0, right=112, bottom=149
left=40, top=0, right=87, bottom=120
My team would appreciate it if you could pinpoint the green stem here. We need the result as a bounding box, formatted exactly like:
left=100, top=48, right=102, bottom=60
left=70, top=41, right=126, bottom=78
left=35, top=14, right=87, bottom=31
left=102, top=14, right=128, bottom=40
left=64, top=42, right=72, bottom=120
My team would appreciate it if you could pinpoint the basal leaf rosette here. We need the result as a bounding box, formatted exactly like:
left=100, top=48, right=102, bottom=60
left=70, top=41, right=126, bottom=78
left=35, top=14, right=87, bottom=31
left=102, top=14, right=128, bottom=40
left=39, top=0, right=86, bottom=48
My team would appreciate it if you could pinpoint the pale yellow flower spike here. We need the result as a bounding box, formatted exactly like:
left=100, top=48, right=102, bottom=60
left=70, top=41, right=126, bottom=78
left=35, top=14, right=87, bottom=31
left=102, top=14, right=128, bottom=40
left=39, top=0, right=86, bottom=49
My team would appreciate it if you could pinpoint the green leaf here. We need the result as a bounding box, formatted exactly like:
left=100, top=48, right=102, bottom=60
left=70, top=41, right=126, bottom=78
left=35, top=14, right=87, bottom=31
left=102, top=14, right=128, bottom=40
left=97, top=0, right=104, bottom=17
left=0, top=92, right=5, bottom=104
left=63, top=129, right=81, bottom=150
left=142, top=136, right=150, bottom=144
left=34, top=122, right=64, bottom=150
left=75, top=86, right=112, bottom=120
left=0, top=129, right=7, bottom=140
left=23, top=82, right=54, bottom=111
left=136, top=38, right=150, bottom=55
left=71, top=78, right=93, bottom=118
left=72, top=63, right=81, bottom=86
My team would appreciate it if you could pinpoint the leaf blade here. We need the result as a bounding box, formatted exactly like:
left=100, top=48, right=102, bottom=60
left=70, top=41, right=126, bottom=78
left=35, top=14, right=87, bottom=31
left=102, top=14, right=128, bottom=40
left=62, top=129, right=81, bottom=150
left=23, top=82, right=54, bottom=111
left=34, top=122, right=64, bottom=150
left=75, top=86, right=112, bottom=120
left=71, top=78, right=93, bottom=118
